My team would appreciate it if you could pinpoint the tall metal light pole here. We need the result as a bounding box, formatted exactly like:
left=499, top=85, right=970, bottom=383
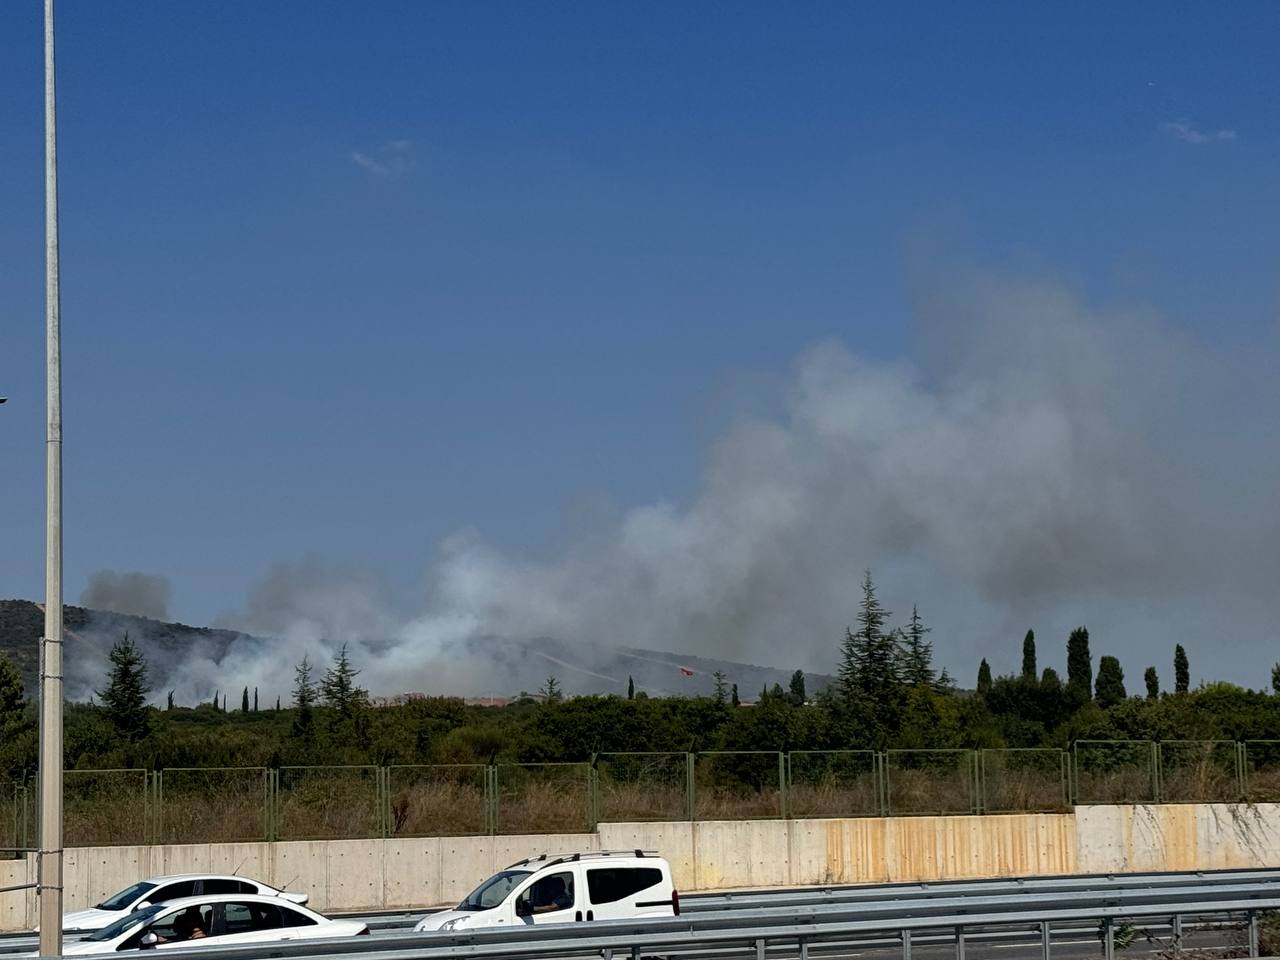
left=39, top=0, right=65, bottom=954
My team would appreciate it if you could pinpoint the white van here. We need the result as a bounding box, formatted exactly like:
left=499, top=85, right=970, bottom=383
left=414, top=850, right=678, bottom=932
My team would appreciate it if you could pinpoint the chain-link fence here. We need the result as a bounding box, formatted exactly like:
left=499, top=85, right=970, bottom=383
left=980, top=749, right=1069, bottom=813
left=386, top=765, right=488, bottom=836
left=595, top=753, right=689, bottom=823
left=787, top=751, right=880, bottom=818
left=885, top=750, right=977, bottom=815
left=64, top=769, right=149, bottom=846
left=1073, top=740, right=1157, bottom=803
left=694, top=752, right=785, bottom=820
left=1242, top=741, right=1280, bottom=801
left=1157, top=741, right=1241, bottom=803
left=275, top=766, right=383, bottom=840
left=494, top=763, right=592, bottom=835
left=156, top=768, right=270, bottom=843
left=2, top=782, right=30, bottom=857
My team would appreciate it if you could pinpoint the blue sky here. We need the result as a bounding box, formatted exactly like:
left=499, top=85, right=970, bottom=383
left=1, top=2, right=1277, bottom=686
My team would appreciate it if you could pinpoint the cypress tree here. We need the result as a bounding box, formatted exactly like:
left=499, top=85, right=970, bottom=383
left=241, top=687, right=250, bottom=713
left=254, top=687, right=259, bottom=712
left=731, top=683, right=740, bottom=707
left=1095, top=656, right=1126, bottom=707
left=1144, top=667, right=1159, bottom=700
left=1066, top=627, right=1092, bottom=704
left=1174, top=644, right=1190, bottom=694
left=627, top=675, right=634, bottom=700
left=1021, top=630, right=1037, bottom=680
left=976, top=659, right=993, bottom=696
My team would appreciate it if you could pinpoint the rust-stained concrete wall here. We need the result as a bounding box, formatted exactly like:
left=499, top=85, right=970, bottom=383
left=1075, top=803, right=1280, bottom=873
left=8, top=805, right=1280, bottom=931
left=598, top=813, right=1076, bottom=890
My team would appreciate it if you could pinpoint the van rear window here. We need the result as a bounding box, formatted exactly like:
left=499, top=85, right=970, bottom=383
left=586, top=867, right=663, bottom=904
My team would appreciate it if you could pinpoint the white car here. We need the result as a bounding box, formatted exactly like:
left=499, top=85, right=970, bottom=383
left=58, top=875, right=309, bottom=933
left=56, top=894, right=368, bottom=955
left=415, top=850, right=678, bottom=932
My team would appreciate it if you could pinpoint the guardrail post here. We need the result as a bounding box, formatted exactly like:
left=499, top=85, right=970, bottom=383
left=798, top=936, right=809, bottom=960
left=902, top=927, right=912, bottom=960
left=955, top=925, right=965, bottom=960
left=1103, top=917, right=1115, bottom=960
left=630, top=945, right=641, bottom=960
left=1172, top=913, right=1183, bottom=957
left=1040, top=920, right=1051, bottom=960
left=1248, top=910, right=1260, bottom=957
left=756, top=937, right=767, bottom=960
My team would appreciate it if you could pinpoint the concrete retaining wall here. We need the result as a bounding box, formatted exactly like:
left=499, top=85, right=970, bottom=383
left=6, top=804, right=1280, bottom=931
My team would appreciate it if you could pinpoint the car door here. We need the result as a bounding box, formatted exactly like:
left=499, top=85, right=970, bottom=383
left=512, top=868, right=581, bottom=925
left=585, top=866, right=669, bottom=921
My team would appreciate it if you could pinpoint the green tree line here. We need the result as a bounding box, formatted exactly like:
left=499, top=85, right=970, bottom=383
left=3, top=572, right=1280, bottom=781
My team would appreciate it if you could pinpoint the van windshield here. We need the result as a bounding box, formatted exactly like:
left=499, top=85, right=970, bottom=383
left=457, top=870, right=532, bottom=911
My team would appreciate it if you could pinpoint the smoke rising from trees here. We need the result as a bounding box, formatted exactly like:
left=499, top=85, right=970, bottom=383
left=147, top=266, right=1279, bottom=701
left=80, top=570, right=172, bottom=621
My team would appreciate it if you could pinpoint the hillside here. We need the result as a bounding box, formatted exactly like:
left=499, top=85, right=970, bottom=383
left=0, top=599, right=831, bottom=702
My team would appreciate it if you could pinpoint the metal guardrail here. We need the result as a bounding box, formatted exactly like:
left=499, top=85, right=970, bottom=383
left=4, top=868, right=1280, bottom=949
left=25, top=892, right=1277, bottom=960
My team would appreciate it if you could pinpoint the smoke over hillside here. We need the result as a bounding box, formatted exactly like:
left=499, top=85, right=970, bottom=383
left=132, top=266, right=1276, bottom=703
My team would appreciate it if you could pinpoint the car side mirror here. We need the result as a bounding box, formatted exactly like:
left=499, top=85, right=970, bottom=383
left=140, top=932, right=159, bottom=949
left=515, top=900, right=532, bottom=917
left=134, top=902, right=151, bottom=912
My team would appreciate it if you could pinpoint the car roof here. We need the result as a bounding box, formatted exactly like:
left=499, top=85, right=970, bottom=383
left=505, top=850, right=667, bottom=870
left=137, top=875, right=267, bottom=886
left=140, top=893, right=310, bottom=913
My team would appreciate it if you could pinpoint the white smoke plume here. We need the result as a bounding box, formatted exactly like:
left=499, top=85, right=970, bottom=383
left=162, top=266, right=1280, bottom=702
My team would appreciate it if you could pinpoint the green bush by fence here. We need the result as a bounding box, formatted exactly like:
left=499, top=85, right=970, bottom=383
left=4, top=740, right=1276, bottom=850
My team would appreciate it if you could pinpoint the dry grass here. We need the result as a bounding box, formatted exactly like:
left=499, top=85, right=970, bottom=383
left=787, top=782, right=879, bottom=818
left=495, top=775, right=591, bottom=834
left=277, top=769, right=381, bottom=840
left=389, top=774, right=487, bottom=836
left=159, top=770, right=267, bottom=843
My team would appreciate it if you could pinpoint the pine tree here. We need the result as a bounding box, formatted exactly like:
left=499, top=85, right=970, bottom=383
left=1174, top=644, right=1190, bottom=694
left=627, top=675, right=634, bottom=700
left=902, top=605, right=936, bottom=687
left=712, top=671, right=728, bottom=706
left=241, top=687, right=250, bottom=713
left=320, top=643, right=368, bottom=716
left=97, top=633, right=151, bottom=742
left=1066, top=627, right=1092, bottom=704
left=976, top=659, right=993, bottom=696
left=540, top=675, right=563, bottom=703
left=1144, top=667, right=1160, bottom=700
left=0, top=654, right=36, bottom=782
left=1021, top=630, right=1037, bottom=680
left=789, top=670, right=807, bottom=706
left=292, top=656, right=316, bottom=738
left=731, top=683, right=740, bottom=707
left=212, top=690, right=220, bottom=711
left=838, top=571, right=905, bottom=745
left=1095, top=656, right=1126, bottom=707
left=275, top=696, right=281, bottom=711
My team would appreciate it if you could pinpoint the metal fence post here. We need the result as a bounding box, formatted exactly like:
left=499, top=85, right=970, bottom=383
left=1237, top=742, right=1248, bottom=801
left=879, top=752, right=890, bottom=817
left=1154, top=742, right=1164, bottom=803
left=687, top=753, right=696, bottom=822
left=588, top=766, right=599, bottom=831
left=971, top=751, right=980, bottom=815
left=778, top=753, right=788, bottom=820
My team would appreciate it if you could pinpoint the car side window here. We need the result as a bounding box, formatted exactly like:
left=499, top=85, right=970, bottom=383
left=278, top=906, right=317, bottom=928
left=586, top=867, right=664, bottom=904
left=222, top=903, right=255, bottom=935
left=516, top=871, right=575, bottom=914
left=149, top=881, right=196, bottom=903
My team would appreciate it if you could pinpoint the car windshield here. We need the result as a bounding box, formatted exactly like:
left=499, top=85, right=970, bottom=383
left=95, top=882, right=157, bottom=911
left=84, top=904, right=165, bottom=942
left=458, top=870, right=531, bottom=911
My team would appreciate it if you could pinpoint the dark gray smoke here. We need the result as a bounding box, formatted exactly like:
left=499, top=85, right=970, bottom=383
left=80, top=570, right=172, bottom=621
left=162, top=266, right=1280, bottom=700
